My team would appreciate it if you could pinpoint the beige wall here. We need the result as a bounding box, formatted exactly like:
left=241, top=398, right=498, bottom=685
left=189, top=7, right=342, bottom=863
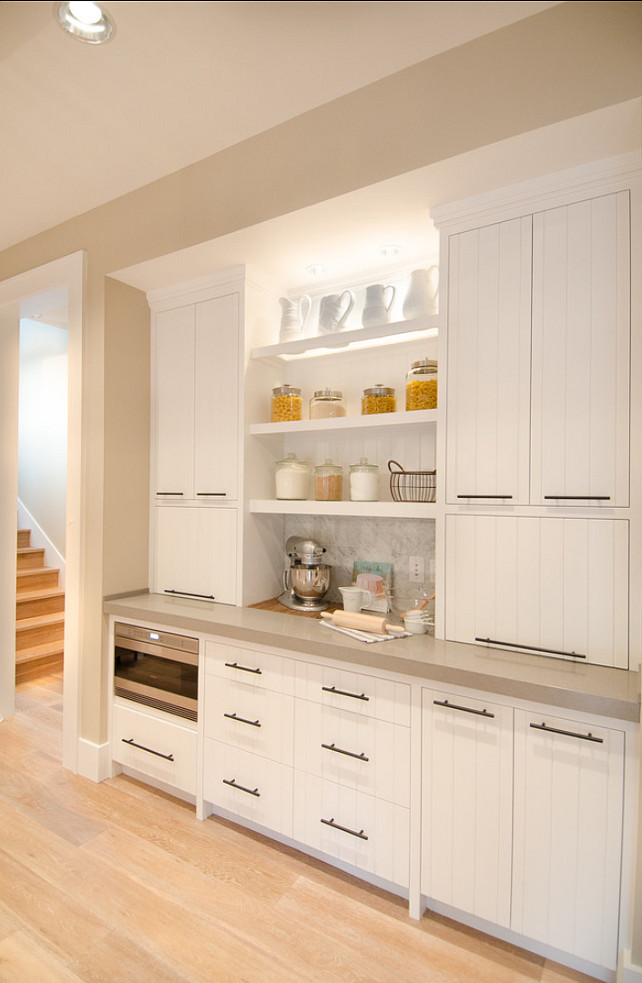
left=1, top=0, right=641, bottom=964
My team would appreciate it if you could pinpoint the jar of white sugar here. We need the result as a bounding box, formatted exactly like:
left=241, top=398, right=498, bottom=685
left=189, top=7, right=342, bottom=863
left=349, top=458, right=379, bottom=501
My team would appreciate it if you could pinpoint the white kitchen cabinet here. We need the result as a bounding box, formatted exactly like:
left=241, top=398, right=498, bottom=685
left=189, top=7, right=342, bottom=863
left=204, top=674, right=294, bottom=764
left=531, top=192, right=630, bottom=507
left=512, top=709, right=625, bottom=970
left=444, top=513, right=629, bottom=668
left=112, top=702, right=198, bottom=796
left=445, top=217, right=532, bottom=505
left=446, top=191, right=630, bottom=508
left=421, top=689, right=513, bottom=928
left=153, top=291, right=240, bottom=502
left=153, top=505, right=237, bottom=604
left=203, top=739, right=293, bottom=837
left=295, top=661, right=411, bottom=725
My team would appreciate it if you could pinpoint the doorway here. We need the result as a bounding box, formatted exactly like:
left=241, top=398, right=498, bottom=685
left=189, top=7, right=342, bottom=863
left=0, top=252, right=84, bottom=773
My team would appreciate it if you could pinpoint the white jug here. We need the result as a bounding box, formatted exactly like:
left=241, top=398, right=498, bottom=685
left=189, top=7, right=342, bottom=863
left=402, top=266, right=439, bottom=319
left=318, top=290, right=355, bottom=335
left=362, top=283, right=396, bottom=327
left=279, top=294, right=311, bottom=343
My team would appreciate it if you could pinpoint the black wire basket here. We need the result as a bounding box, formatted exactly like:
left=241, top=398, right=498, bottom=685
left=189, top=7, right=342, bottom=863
left=388, top=460, right=437, bottom=503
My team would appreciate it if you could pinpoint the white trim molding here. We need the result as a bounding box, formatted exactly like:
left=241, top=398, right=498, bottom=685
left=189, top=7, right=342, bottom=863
left=76, top=737, right=112, bottom=783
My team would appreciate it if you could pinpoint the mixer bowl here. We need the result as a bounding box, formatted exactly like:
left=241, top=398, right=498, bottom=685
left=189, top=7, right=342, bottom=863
left=290, top=563, right=331, bottom=602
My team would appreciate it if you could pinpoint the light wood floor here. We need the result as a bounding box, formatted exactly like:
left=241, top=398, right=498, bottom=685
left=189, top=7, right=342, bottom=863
left=0, top=673, right=600, bottom=983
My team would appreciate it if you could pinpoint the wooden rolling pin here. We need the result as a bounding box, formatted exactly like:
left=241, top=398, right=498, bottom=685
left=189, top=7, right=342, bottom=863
left=320, top=610, right=406, bottom=635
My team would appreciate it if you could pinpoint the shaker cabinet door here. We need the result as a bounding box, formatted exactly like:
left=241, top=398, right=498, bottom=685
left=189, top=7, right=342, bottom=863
left=531, top=191, right=630, bottom=507
left=444, top=514, right=629, bottom=668
left=153, top=305, right=195, bottom=500
left=153, top=506, right=238, bottom=605
left=446, top=216, right=532, bottom=505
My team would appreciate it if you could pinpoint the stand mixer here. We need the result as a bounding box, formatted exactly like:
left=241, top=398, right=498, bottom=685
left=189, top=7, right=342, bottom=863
left=279, top=536, right=331, bottom=612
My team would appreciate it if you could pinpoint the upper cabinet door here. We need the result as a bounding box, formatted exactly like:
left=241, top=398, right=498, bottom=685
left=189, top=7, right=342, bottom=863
left=531, top=192, right=631, bottom=507
left=446, top=216, right=532, bottom=505
left=153, top=305, right=195, bottom=499
left=194, top=293, right=240, bottom=501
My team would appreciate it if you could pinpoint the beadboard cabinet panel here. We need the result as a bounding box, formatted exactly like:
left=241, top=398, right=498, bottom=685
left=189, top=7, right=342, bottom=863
left=204, top=674, right=294, bottom=764
left=153, top=506, right=238, bottom=604
left=203, top=739, right=293, bottom=837
left=421, top=690, right=513, bottom=928
left=112, top=702, right=198, bottom=796
left=531, top=192, right=630, bottom=507
left=153, top=304, right=195, bottom=500
left=444, top=514, right=629, bottom=668
left=445, top=216, right=532, bottom=505
left=512, top=710, right=625, bottom=970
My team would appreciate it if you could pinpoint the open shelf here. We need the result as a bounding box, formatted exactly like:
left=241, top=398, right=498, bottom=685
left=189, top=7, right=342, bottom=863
left=249, top=499, right=437, bottom=518
left=248, top=408, right=438, bottom=437
left=250, top=314, right=438, bottom=362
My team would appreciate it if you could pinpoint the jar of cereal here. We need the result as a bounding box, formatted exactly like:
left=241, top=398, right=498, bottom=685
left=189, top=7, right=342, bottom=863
left=361, top=384, right=396, bottom=415
left=271, top=385, right=302, bottom=422
left=406, top=359, right=437, bottom=410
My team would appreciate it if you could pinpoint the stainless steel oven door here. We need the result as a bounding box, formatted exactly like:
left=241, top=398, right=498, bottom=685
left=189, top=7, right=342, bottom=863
left=114, top=625, right=198, bottom=721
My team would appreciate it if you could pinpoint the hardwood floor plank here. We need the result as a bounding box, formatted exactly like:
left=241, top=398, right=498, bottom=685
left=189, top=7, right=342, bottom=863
left=0, top=931, right=84, bottom=983
left=68, top=931, right=192, bottom=983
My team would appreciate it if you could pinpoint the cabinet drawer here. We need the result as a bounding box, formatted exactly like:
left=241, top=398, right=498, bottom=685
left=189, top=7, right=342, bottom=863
left=294, top=701, right=410, bottom=806
left=293, top=773, right=409, bottom=887
left=205, top=640, right=295, bottom=695
left=112, top=703, right=197, bottom=796
left=204, top=675, right=293, bottom=764
left=203, top=740, right=293, bottom=837
left=295, top=663, right=410, bottom=725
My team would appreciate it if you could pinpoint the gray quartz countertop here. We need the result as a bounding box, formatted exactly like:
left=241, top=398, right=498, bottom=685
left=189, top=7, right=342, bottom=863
left=104, top=592, right=641, bottom=723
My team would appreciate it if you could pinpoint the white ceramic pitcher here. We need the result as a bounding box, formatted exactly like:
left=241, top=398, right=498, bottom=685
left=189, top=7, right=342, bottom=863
left=402, top=266, right=439, bottom=318
left=279, top=294, right=311, bottom=342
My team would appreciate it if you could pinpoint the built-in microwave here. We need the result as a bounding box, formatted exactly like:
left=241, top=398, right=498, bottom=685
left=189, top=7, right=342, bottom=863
left=113, top=622, right=198, bottom=722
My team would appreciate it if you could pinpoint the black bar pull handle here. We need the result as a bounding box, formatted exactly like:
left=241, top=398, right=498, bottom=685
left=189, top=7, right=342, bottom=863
left=224, top=661, right=262, bottom=675
left=164, top=589, right=216, bottom=600
left=530, top=722, right=603, bottom=744
left=543, top=495, right=611, bottom=501
left=197, top=492, right=227, bottom=497
left=322, top=685, right=369, bottom=702
left=321, top=817, right=368, bottom=841
left=223, top=778, right=260, bottom=797
left=156, top=491, right=184, bottom=496
left=224, top=712, right=261, bottom=728
left=475, top=636, right=586, bottom=659
left=433, top=699, right=495, bottom=719
left=457, top=494, right=514, bottom=499
left=321, top=742, right=369, bottom=762
left=122, top=738, right=174, bottom=761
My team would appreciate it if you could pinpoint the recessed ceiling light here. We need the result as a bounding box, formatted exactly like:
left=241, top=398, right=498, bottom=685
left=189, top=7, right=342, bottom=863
left=378, top=244, right=403, bottom=258
left=54, top=1, right=115, bottom=44
left=305, top=264, right=327, bottom=277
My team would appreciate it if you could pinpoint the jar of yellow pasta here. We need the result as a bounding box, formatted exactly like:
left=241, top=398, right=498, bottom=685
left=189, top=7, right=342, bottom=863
left=361, top=384, right=396, bottom=415
left=271, top=385, right=302, bottom=422
left=406, top=359, right=437, bottom=410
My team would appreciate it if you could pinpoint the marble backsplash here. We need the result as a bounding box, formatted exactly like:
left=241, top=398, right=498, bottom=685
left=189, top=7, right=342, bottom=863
left=283, top=514, right=435, bottom=606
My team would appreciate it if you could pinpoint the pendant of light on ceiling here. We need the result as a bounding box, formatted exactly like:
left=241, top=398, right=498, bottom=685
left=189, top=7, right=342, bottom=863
left=54, top=1, right=115, bottom=44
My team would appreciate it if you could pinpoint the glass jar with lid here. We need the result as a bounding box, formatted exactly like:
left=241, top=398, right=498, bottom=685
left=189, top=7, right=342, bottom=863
left=275, top=453, right=310, bottom=500
left=349, top=457, right=379, bottom=501
left=271, top=385, right=302, bottom=422
left=314, top=459, right=343, bottom=501
left=406, top=359, right=437, bottom=410
left=309, top=388, right=346, bottom=419
left=361, top=384, right=396, bottom=415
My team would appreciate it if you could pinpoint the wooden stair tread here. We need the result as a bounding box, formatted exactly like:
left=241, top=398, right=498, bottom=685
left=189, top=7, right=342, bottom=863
left=15, top=612, right=65, bottom=631
left=16, top=566, right=60, bottom=577
left=16, top=640, right=65, bottom=664
left=16, top=588, right=65, bottom=602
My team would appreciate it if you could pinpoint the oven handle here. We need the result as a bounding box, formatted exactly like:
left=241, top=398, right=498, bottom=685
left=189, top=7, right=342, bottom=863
left=114, top=637, right=198, bottom=666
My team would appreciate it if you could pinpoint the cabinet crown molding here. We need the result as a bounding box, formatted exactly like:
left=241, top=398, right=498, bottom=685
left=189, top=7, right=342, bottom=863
left=431, top=152, right=641, bottom=233
left=147, top=266, right=246, bottom=311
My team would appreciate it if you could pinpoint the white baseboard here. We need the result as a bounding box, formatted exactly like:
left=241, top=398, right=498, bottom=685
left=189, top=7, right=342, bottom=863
left=17, top=498, right=66, bottom=588
left=620, top=954, right=642, bottom=983
left=76, top=738, right=112, bottom=783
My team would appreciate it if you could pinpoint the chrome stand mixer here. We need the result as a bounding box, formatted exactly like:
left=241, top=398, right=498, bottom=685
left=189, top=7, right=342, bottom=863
left=278, top=536, right=331, bottom=612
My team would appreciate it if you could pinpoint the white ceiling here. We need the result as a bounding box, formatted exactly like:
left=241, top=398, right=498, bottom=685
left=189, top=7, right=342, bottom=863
left=1, top=1, right=563, bottom=254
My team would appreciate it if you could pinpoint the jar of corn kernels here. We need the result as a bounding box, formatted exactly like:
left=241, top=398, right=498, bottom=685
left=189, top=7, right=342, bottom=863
left=406, top=359, right=438, bottom=410
left=361, top=384, right=396, bottom=415
left=271, top=385, right=302, bottom=422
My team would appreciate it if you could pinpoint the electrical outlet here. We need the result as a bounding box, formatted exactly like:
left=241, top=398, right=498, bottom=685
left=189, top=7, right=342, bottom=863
left=409, top=555, right=424, bottom=583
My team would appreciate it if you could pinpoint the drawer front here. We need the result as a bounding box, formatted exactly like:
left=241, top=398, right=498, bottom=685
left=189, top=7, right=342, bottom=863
left=204, top=675, right=294, bottom=764
left=294, top=701, right=410, bottom=806
left=205, top=640, right=295, bottom=695
left=293, top=773, right=410, bottom=887
left=203, top=740, right=293, bottom=837
left=112, top=703, right=197, bottom=795
left=295, top=663, right=410, bottom=725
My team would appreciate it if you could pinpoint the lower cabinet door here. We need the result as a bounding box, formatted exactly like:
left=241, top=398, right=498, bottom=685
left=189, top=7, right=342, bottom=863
left=421, top=690, right=513, bottom=927
left=293, top=773, right=410, bottom=888
left=204, top=675, right=294, bottom=764
left=512, top=710, right=624, bottom=970
left=293, top=700, right=410, bottom=806
left=112, top=703, right=198, bottom=795
left=203, top=739, right=293, bottom=837
left=153, top=506, right=237, bottom=605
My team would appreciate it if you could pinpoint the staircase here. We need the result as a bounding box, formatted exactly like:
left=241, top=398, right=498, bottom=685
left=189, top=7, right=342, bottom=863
left=15, top=529, right=65, bottom=681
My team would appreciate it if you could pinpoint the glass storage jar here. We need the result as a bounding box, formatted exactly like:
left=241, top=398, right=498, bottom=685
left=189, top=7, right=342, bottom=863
left=349, top=458, right=379, bottom=501
left=271, top=385, right=302, bottom=422
left=309, top=388, right=346, bottom=419
left=361, top=384, right=396, bottom=415
left=406, top=359, right=438, bottom=410
left=275, top=453, right=310, bottom=500
left=314, top=459, right=343, bottom=501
